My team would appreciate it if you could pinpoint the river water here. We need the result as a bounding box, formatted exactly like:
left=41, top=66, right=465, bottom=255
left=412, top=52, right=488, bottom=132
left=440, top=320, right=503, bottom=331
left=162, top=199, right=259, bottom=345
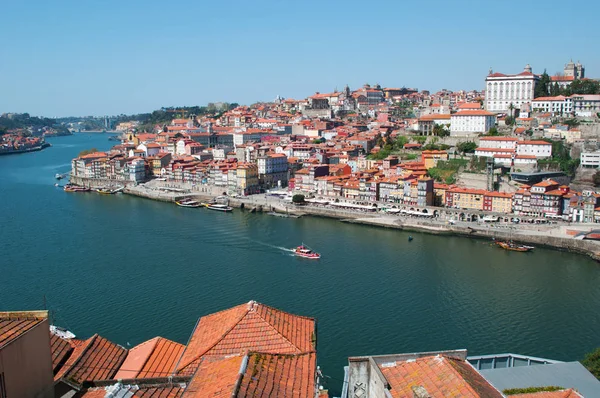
left=1, top=133, right=599, bottom=394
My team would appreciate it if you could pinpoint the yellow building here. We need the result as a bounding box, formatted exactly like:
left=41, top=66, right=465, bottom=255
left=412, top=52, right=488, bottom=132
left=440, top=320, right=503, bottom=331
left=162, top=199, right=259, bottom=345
left=446, top=188, right=486, bottom=210
left=237, top=163, right=259, bottom=194
left=487, top=192, right=513, bottom=213
left=421, top=150, right=449, bottom=170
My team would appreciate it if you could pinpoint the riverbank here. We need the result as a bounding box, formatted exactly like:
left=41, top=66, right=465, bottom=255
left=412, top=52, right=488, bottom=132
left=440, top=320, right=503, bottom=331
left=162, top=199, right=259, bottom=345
left=67, top=177, right=600, bottom=262
left=0, top=142, right=51, bottom=156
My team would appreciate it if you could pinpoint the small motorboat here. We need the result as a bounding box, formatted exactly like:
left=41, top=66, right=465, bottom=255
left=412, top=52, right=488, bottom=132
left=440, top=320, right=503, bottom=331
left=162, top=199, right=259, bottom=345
left=408, top=236, right=413, bottom=242
left=64, top=184, right=90, bottom=193
left=55, top=173, right=65, bottom=180
left=176, top=198, right=203, bottom=208
left=50, top=325, right=76, bottom=339
left=496, top=241, right=534, bottom=252
left=292, top=244, right=321, bottom=259
left=206, top=203, right=233, bottom=212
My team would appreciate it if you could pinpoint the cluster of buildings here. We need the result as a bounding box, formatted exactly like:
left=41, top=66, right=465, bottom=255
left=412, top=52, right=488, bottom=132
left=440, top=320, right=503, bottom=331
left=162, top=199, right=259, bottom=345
left=0, top=133, right=48, bottom=154
left=70, top=62, right=600, bottom=221
left=2, top=303, right=598, bottom=398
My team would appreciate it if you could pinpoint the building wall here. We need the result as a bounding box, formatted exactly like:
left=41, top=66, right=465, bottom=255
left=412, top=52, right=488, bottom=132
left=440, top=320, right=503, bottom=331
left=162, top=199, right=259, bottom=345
left=581, top=152, right=600, bottom=168
left=0, top=316, right=54, bottom=398
left=485, top=75, right=537, bottom=112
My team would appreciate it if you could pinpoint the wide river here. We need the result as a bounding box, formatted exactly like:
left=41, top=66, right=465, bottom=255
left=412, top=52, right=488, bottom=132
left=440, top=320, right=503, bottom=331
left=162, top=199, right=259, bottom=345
left=1, top=133, right=599, bottom=394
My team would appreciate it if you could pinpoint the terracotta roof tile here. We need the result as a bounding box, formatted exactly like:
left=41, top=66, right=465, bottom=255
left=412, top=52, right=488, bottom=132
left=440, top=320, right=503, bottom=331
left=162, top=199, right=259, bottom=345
left=379, top=355, right=503, bottom=397
left=182, top=355, right=243, bottom=397
left=175, top=301, right=315, bottom=376
left=237, top=352, right=316, bottom=398
left=81, top=384, right=185, bottom=397
left=183, top=352, right=316, bottom=397
left=50, top=334, right=74, bottom=374
left=0, top=313, right=46, bottom=348
left=115, top=337, right=185, bottom=379
left=511, top=389, right=583, bottom=398
left=60, top=334, right=128, bottom=386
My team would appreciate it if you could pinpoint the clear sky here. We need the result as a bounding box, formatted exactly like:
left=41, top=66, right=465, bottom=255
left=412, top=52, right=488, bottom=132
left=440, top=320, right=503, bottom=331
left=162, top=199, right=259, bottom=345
left=1, top=0, right=598, bottom=117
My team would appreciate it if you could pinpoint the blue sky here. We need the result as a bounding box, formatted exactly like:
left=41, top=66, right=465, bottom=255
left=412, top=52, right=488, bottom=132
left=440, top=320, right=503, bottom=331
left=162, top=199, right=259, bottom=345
left=1, top=0, right=598, bottom=117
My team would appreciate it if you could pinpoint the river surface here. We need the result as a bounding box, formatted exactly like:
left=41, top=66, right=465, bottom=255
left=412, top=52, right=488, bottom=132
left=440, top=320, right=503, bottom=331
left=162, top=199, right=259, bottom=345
left=1, top=133, right=599, bottom=394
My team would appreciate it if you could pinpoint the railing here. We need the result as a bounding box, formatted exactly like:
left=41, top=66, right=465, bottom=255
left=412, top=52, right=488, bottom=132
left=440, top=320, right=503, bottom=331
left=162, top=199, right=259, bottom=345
left=467, top=353, right=561, bottom=370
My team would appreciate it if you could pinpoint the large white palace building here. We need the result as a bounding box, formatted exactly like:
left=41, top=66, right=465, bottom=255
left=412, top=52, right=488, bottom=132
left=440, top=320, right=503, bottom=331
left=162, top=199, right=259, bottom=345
left=484, top=65, right=539, bottom=113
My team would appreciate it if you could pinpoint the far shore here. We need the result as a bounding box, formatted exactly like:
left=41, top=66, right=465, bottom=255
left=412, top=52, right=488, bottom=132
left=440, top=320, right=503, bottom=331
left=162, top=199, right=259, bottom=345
left=68, top=175, right=600, bottom=262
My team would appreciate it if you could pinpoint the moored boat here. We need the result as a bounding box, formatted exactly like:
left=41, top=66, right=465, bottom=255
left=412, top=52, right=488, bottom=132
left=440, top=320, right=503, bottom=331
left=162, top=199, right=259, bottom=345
left=176, top=198, right=203, bottom=208
left=207, top=204, right=233, bottom=212
left=496, top=241, right=534, bottom=252
left=292, top=244, right=321, bottom=259
left=64, top=184, right=90, bottom=193
left=95, top=187, right=124, bottom=195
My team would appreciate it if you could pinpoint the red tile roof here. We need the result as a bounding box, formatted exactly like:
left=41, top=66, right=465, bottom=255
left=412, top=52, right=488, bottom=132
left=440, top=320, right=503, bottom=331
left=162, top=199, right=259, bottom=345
left=512, top=389, right=583, bottom=398
left=51, top=334, right=74, bottom=374
left=237, top=352, right=316, bottom=397
left=182, top=355, right=243, bottom=397
left=0, top=311, right=46, bottom=348
left=81, top=384, right=185, bottom=397
left=184, top=352, right=316, bottom=398
left=60, top=334, right=128, bottom=386
left=114, top=337, right=185, bottom=379
left=175, top=301, right=315, bottom=376
left=453, top=110, right=496, bottom=117
left=379, top=354, right=503, bottom=397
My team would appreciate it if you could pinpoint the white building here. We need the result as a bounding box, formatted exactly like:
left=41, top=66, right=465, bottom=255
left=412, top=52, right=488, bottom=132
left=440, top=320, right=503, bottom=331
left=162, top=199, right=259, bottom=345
left=516, top=140, right=552, bottom=158
left=571, top=94, right=600, bottom=117
left=485, top=65, right=539, bottom=113
left=531, top=96, right=573, bottom=116
left=257, top=153, right=288, bottom=187
left=478, top=136, right=518, bottom=149
left=581, top=152, right=600, bottom=168
left=450, top=110, right=496, bottom=135
left=126, top=158, right=146, bottom=182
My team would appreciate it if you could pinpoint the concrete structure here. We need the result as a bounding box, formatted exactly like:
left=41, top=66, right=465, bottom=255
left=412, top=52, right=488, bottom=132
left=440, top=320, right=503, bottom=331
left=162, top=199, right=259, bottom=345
left=581, top=151, right=600, bottom=168
left=472, top=353, right=600, bottom=398
left=450, top=110, right=496, bottom=135
left=485, top=65, right=539, bottom=113
left=572, top=94, right=600, bottom=117
left=345, top=350, right=503, bottom=398
left=0, top=311, right=54, bottom=398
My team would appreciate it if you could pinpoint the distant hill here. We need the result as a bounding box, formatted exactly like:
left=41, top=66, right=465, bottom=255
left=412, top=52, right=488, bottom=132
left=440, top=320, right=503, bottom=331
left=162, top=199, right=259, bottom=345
left=0, top=113, right=70, bottom=136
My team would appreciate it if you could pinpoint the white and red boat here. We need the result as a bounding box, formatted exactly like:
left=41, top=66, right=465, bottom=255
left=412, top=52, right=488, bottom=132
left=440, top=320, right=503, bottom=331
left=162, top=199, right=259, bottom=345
left=292, top=244, right=321, bottom=259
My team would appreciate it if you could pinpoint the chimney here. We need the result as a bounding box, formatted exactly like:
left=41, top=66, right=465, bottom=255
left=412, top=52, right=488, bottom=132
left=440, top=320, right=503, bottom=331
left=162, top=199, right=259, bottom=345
left=412, top=386, right=431, bottom=398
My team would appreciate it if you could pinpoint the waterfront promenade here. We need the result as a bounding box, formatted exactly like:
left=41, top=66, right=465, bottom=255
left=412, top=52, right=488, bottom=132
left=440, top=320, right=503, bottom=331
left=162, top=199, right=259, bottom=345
left=71, top=176, right=600, bottom=261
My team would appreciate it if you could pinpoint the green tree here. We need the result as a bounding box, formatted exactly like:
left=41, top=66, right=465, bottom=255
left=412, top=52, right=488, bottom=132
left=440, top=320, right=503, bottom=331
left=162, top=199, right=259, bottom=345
left=486, top=127, right=499, bottom=136
left=535, top=70, right=551, bottom=98
left=414, top=136, right=427, bottom=145
left=393, top=135, right=409, bottom=150
left=433, top=124, right=449, bottom=137
left=292, top=194, right=305, bottom=204
left=78, top=148, right=99, bottom=157
left=582, top=347, right=600, bottom=380
left=457, top=141, right=477, bottom=154
left=505, top=116, right=515, bottom=126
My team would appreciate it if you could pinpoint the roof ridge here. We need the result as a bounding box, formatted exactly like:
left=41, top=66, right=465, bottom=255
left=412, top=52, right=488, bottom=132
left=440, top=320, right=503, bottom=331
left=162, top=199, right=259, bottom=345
left=445, top=355, right=500, bottom=397
left=253, top=306, right=306, bottom=353
left=255, top=301, right=316, bottom=322
left=176, top=305, right=250, bottom=373
left=62, top=334, right=98, bottom=381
